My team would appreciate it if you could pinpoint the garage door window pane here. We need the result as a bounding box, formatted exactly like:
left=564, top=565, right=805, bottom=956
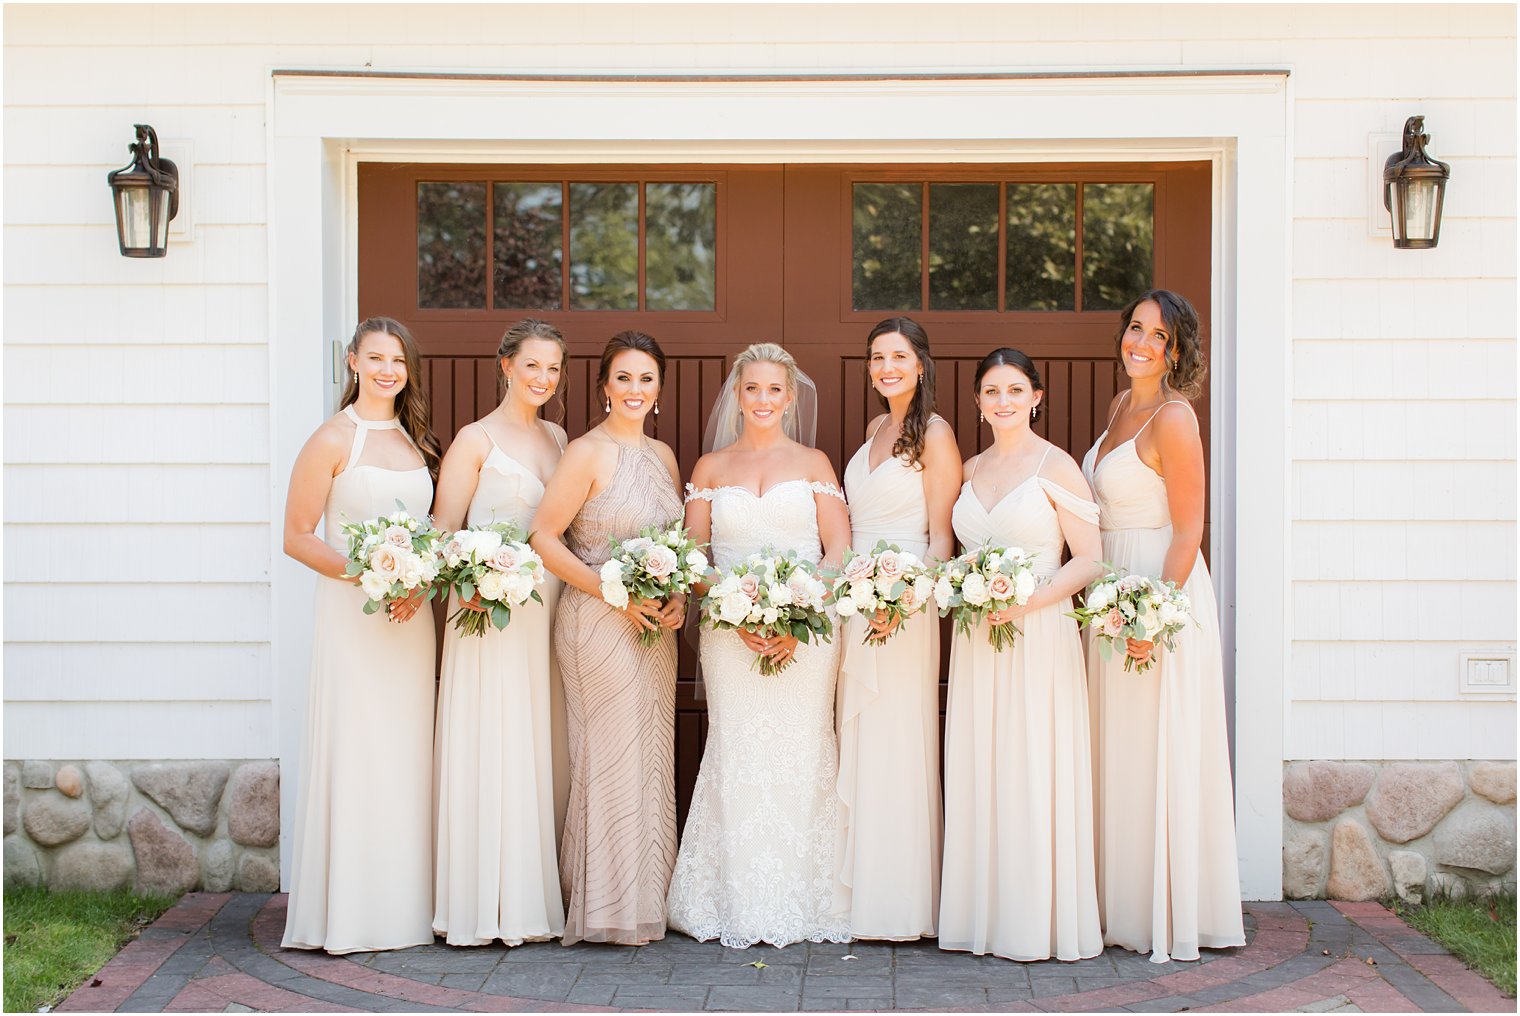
left=1006, top=183, right=1076, bottom=311
left=1082, top=183, right=1154, bottom=311
left=852, top=183, right=921, bottom=311
left=493, top=183, right=563, bottom=310
left=645, top=182, right=716, bottom=311
left=928, top=183, right=998, bottom=311
left=569, top=183, right=638, bottom=310
left=418, top=182, right=487, bottom=308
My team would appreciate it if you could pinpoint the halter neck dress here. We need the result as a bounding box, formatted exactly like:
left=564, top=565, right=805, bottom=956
left=833, top=417, right=943, bottom=940
left=1081, top=393, right=1245, bottom=963
left=434, top=420, right=568, bottom=946
left=939, top=445, right=1103, bottom=962
left=283, top=406, right=436, bottom=954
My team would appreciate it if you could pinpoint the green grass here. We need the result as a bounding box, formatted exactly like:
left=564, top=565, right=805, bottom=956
left=3, top=886, right=177, bottom=1013
left=1396, top=890, right=1517, bottom=998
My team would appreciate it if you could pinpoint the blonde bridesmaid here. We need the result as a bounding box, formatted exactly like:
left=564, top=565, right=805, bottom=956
left=432, top=320, right=568, bottom=947
left=530, top=331, right=685, bottom=946
left=282, top=317, right=441, bottom=954
left=834, top=318, right=958, bottom=941
left=940, top=348, right=1104, bottom=963
left=1082, top=289, right=1244, bottom=962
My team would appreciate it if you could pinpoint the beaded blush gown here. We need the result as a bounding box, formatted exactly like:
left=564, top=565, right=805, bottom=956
left=667, top=479, right=852, bottom=949
left=283, top=407, right=436, bottom=954
left=939, top=446, right=1103, bottom=963
left=554, top=439, right=682, bottom=946
left=833, top=419, right=942, bottom=940
left=1081, top=395, right=1245, bottom=963
left=433, top=420, right=567, bottom=946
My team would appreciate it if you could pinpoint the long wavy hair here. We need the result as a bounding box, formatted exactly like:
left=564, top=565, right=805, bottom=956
left=866, top=317, right=938, bottom=469
left=1114, top=289, right=1207, bottom=400
left=497, top=318, right=568, bottom=423
left=340, top=316, right=442, bottom=482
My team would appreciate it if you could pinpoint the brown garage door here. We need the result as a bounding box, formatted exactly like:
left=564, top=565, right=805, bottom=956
left=357, top=160, right=1212, bottom=822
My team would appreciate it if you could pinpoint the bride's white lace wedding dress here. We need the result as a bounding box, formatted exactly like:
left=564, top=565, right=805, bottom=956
left=666, top=479, right=852, bottom=948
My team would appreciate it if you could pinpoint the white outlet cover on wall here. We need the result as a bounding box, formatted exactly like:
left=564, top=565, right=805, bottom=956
left=159, top=138, right=194, bottom=242
left=1367, top=132, right=1401, bottom=239
left=1458, top=651, right=1517, bottom=697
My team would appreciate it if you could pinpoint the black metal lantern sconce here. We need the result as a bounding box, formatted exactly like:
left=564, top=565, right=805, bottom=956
left=106, top=124, right=179, bottom=257
left=1383, top=115, right=1451, bottom=250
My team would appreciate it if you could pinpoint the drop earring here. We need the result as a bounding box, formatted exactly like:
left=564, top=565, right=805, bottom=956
left=505, top=376, right=512, bottom=390
left=352, top=371, right=358, bottom=385
left=1031, top=404, right=1040, bottom=423
left=604, top=398, right=612, bottom=413
left=979, top=411, right=985, bottom=424
left=654, top=401, right=660, bottom=417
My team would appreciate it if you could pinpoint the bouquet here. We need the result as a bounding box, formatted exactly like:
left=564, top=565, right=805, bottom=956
left=599, top=522, right=709, bottom=647
left=932, top=543, right=1038, bottom=652
left=341, top=505, right=444, bottom=616
left=437, top=521, right=546, bottom=637
left=1069, top=568, right=1191, bottom=674
left=825, top=540, right=936, bottom=646
left=700, top=548, right=833, bottom=676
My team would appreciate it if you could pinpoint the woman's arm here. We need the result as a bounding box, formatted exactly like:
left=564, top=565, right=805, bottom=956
left=431, top=424, right=487, bottom=533
left=282, top=422, right=351, bottom=581
left=809, top=449, right=852, bottom=571
left=1148, top=403, right=1206, bottom=587
left=920, top=418, right=962, bottom=563
left=988, top=456, right=1103, bottom=622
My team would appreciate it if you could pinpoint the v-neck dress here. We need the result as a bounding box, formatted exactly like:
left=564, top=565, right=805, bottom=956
left=833, top=420, right=942, bottom=940
left=434, top=421, right=568, bottom=946
left=1081, top=397, right=1244, bottom=963
left=939, top=448, right=1103, bottom=963
left=283, top=407, right=436, bottom=954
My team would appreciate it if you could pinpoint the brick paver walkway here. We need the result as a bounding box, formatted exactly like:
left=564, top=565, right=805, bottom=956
left=57, top=894, right=1513, bottom=1013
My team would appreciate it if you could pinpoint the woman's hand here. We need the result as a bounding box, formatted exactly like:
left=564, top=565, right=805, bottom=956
left=457, top=590, right=488, bottom=614
left=657, top=592, right=687, bottom=630
left=618, top=596, right=664, bottom=634
left=736, top=628, right=800, bottom=668
left=387, top=588, right=427, bottom=624
left=864, top=609, right=901, bottom=643
left=1125, top=637, right=1155, bottom=667
left=987, top=602, right=1030, bottom=627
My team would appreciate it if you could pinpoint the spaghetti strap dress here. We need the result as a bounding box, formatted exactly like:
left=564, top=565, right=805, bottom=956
left=833, top=417, right=942, bottom=940
left=434, top=421, right=567, bottom=946
left=554, top=440, right=683, bottom=945
left=1081, top=395, right=1245, bottom=963
left=282, top=406, right=436, bottom=954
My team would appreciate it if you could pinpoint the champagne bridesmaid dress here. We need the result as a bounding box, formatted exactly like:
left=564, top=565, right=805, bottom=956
left=939, top=447, right=1103, bottom=963
left=433, top=421, right=567, bottom=946
left=554, top=440, right=682, bottom=945
left=1081, top=395, right=1245, bottom=962
left=834, top=418, right=942, bottom=940
left=283, top=407, right=436, bottom=954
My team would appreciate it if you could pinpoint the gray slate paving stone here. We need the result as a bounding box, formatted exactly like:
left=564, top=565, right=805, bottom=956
left=611, top=984, right=713, bottom=1005
left=1122, top=995, right=1200, bottom=1012
left=706, top=986, right=807, bottom=1011
left=437, top=971, right=491, bottom=991
left=803, top=953, right=892, bottom=976
left=480, top=961, right=583, bottom=999
left=575, top=963, right=674, bottom=985
left=799, top=975, right=896, bottom=996
left=565, top=984, right=618, bottom=1005
left=799, top=998, right=891, bottom=1011
left=368, top=947, right=505, bottom=975
left=1028, top=975, right=1079, bottom=997
left=985, top=985, right=1035, bottom=1003
left=893, top=984, right=991, bottom=1007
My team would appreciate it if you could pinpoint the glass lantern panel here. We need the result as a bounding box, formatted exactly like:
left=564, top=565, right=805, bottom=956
left=928, top=183, right=999, bottom=311
left=153, top=189, right=171, bottom=250
left=569, top=182, right=639, bottom=310
left=118, top=187, right=153, bottom=250
left=1401, top=179, right=1440, bottom=243
left=645, top=182, right=717, bottom=311
left=852, top=182, right=922, bottom=311
left=1006, top=183, right=1077, bottom=310
left=417, top=181, right=487, bottom=308
left=493, top=183, right=563, bottom=309
left=1082, top=183, right=1155, bottom=311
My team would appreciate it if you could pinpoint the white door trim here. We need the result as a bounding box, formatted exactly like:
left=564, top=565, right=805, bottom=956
left=269, top=71, right=1291, bottom=900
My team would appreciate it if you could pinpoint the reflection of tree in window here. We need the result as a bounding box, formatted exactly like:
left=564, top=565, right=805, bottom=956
left=646, top=183, right=716, bottom=311
left=494, top=183, right=562, bottom=310
left=1006, top=183, right=1077, bottom=311
left=852, top=183, right=921, bottom=311
left=929, top=183, right=998, bottom=311
left=418, top=182, right=487, bottom=308
left=1082, top=183, right=1154, bottom=311
left=570, top=183, right=638, bottom=310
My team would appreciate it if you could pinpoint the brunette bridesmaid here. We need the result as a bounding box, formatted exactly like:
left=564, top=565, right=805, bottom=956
left=529, top=331, right=685, bottom=946
left=834, top=318, right=959, bottom=941
left=1082, top=290, right=1244, bottom=962
left=940, top=349, right=1104, bottom=963
left=282, top=317, right=441, bottom=953
left=432, top=320, right=568, bottom=947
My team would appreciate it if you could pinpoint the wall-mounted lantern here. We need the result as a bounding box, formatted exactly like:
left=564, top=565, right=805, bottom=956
left=106, top=124, right=179, bottom=257
left=1383, top=115, right=1450, bottom=249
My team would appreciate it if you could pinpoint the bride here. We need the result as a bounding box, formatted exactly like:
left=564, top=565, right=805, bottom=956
left=666, top=342, right=853, bottom=949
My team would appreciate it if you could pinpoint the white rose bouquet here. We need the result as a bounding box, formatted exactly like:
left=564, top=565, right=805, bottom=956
left=600, top=521, right=710, bottom=647
left=436, top=521, right=546, bottom=637
left=932, top=543, right=1039, bottom=652
left=700, top=547, right=834, bottom=676
left=340, top=504, right=444, bottom=617
left=823, top=540, right=935, bottom=646
left=1069, top=567, right=1192, bottom=674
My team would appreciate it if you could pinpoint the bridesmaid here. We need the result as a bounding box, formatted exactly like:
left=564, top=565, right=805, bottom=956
left=940, top=348, right=1104, bottom=963
left=281, top=317, right=441, bottom=953
left=834, top=318, right=959, bottom=941
left=1082, top=290, right=1244, bottom=963
left=432, top=319, right=568, bottom=947
left=530, top=331, right=685, bottom=946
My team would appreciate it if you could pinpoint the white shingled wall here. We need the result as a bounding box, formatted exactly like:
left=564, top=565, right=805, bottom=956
left=3, top=5, right=1514, bottom=769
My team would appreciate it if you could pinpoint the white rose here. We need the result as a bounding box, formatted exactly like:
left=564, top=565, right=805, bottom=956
left=874, top=572, right=900, bottom=598
left=384, top=525, right=412, bottom=549
left=359, top=570, right=391, bottom=601
left=504, top=571, right=537, bottom=605
left=985, top=551, right=1003, bottom=571
left=686, top=549, right=709, bottom=572
left=1014, top=570, right=1036, bottom=602
left=600, top=559, right=625, bottom=585
left=1158, top=601, right=1184, bottom=628
left=477, top=569, right=508, bottom=603
left=472, top=530, right=503, bottom=558
left=713, top=576, right=740, bottom=598
left=1086, top=582, right=1115, bottom=611
left=767, top=582, right=793, bottom=607
left=913, top=575, right=935, bottom=605
left=761, top=606, right=780, bottom=625
left=719, top=590, right=752, bottom=625
left=601, top=579, right=630, bottom=610
left=934, top=576, right=955, bottom=604
left=834, top=596, right=859, bottom=618
left=644, top=544, right=679, bottom=579
left=849, top=579, right=876, bottom=610
left=960, top=572, right=990, bottom=606
left=367, top=544, right=404, bottom=583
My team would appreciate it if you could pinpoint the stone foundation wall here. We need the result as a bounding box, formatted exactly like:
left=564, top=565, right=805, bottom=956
left=3, top=759, right=279, bottom=894
left=1283, top=760, right=1517, bottom=903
